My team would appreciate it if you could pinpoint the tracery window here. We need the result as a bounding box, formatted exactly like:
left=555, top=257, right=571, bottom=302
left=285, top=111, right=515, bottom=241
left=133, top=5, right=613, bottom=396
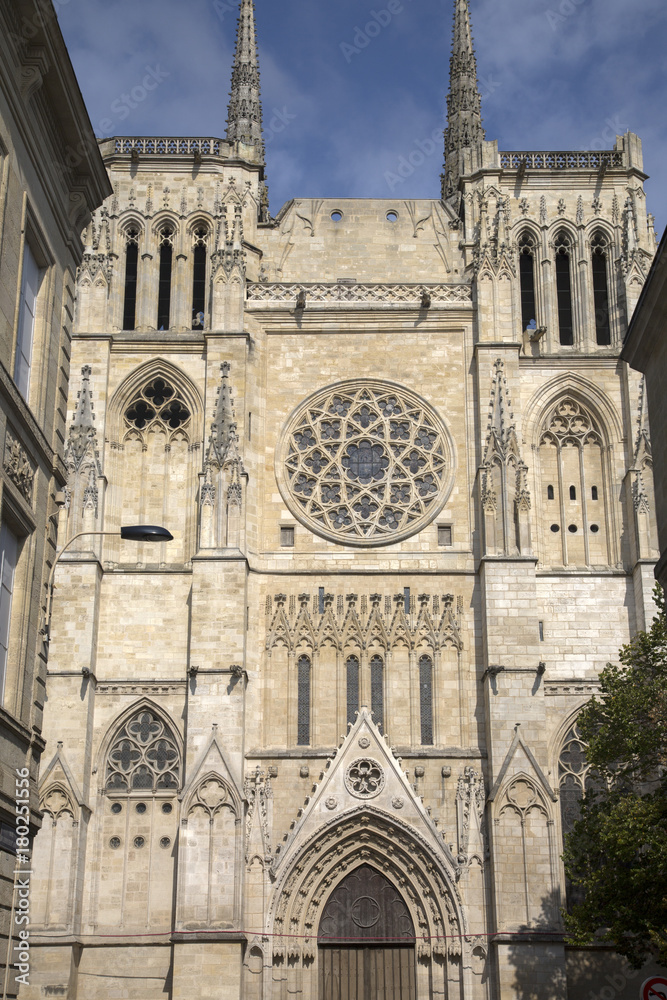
left=554, top=232, right=574, bottom=346
left=106, top=709, right=180, bottom=791
left=518, top=232, right=537, bottom=331
left=191, top=227, right=208, bottom=330
left=279, top=381, right=453, bottom=546
left=297, top=654, right=311, bottom=746
left=122, top=228, right=139, bottom=331
left=559, top=722, right=596, bottom=910
left=370, top=654, right=384, bottom=731
left=419, top=653, right=434, bottom=746
left=346, top=654, right=360, bottom=728
left=591, top=232, right=611, bottom=346
left=157, top=225, right=174, bottom=330
left=124, top=377, right=191, bottom=436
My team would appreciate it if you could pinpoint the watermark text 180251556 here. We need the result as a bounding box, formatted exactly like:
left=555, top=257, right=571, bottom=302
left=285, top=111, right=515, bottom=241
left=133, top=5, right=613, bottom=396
left=13, top=768, right=32, bottom=988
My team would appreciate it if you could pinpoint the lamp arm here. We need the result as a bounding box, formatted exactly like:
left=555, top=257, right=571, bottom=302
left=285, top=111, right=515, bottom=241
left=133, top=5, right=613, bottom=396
left=42, top=531, right=117, bottom=639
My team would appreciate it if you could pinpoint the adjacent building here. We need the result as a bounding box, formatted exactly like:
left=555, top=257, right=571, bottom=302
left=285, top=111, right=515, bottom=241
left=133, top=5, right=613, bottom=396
left=22, top=0, right=663, bottom=997
left=0, top=0, right=111, bottom=994
left=622, top=226, right=667, bottom=590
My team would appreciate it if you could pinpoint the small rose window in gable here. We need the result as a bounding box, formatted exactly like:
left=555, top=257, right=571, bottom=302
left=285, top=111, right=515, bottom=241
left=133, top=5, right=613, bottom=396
left=125, top=377, right=191, bottom=435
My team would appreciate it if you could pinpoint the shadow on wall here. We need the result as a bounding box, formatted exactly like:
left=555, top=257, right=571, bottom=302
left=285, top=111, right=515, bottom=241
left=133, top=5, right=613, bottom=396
left=505, top=891, right=665, bottom=1000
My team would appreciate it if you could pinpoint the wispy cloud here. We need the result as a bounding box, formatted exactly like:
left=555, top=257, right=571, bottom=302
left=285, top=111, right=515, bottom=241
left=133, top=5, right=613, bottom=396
left=57, top=0, right=667, bottom=230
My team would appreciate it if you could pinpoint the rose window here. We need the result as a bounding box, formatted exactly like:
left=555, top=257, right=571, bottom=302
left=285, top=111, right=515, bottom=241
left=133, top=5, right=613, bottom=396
left=277, top=381, right=453, bottom=545
left=345, top=759, right=385, bottom=798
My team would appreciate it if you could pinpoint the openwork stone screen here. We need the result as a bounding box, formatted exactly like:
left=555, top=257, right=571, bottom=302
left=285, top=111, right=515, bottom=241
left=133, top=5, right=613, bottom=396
left=106, top=710, right=180, bottom=791
left=277, top=381, right=453, bottom=546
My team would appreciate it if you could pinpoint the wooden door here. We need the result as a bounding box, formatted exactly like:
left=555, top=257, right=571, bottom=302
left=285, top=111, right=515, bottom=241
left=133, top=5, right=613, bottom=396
left=319, top=945, right=416, bottom=1000
left=318, top=865, right=416, bottom=1000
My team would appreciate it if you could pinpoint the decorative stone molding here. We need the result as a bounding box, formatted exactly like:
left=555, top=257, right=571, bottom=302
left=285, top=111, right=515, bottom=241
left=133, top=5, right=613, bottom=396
left=246, top=281, right=472, bottom=305
left=265, top=591, right=464, bottom=653
left=3, top=429, right=35, bottom=503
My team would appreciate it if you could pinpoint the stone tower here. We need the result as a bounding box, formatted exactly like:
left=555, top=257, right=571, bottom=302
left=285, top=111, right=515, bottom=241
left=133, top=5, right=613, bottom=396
left=23, top=1, right=661, bottom=998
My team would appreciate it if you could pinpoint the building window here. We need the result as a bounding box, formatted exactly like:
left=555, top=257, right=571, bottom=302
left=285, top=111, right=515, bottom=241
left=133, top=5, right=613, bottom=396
left=191, top=227, right=207, bottom=330
left=0, top=522, right=19, bottom=704
left=569, top=486, right=576, bottom=501
left=547, top=485, right=555, bottom=500
left=15, top=242, right=42, bottom=400
left=157, top=226, right=174, bottom=330
left=346, top=654, right=359, bottom=728
left=106, top=708, right=180, bottom=791
left=297, top=654, right=311, bottom=746
left=280, top=526, right=294, bottom=547
left=559, top=722, right=594, bottom=911
left=554, top=232, right=574, bottom=346
left=419, top=653, right=434, bottom=746
left=370, top=654, right=384, bottom=731
left=438, top=525, right=452, bottom=547
left=518, top=232, right=537, bottom=331
left=122, top=229, right=139, bottom=331
left=591, top=233, right=611, bottom=346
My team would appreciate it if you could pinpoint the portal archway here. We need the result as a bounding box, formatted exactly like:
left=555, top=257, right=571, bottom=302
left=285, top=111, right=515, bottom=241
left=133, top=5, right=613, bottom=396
left=318, top=864, right=416, bottom=999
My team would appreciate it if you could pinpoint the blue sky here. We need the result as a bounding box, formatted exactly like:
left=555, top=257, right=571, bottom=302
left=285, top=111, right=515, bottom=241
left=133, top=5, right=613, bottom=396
left=57, top=0, right=667, bottom=231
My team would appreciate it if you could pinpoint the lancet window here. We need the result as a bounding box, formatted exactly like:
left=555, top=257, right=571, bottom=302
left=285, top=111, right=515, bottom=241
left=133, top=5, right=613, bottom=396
left=539, top=398, right=608, bottom=567
left=106, top=708, right=180, bottom=792
left=370, top=654, right=384, bottom=731
left=157, top=225, right=174, bottom=330
left=559, top=722, right=596, bottom=910
left=191, top=226, right=208, bottom=330
left=518, top=231, right=537, bottom=331
left=297, top=654, right=311, bottom=746
left=346, top=654, right=360, bottom=728
left=122, top=228, right=139, bottom=331
left=554, top=232, right=574, bottom=346
left=419, top=653, right=434, bottom=745
left=591, top=232, right=611, bottom=346
left=124, top=377, right=191, bottom=439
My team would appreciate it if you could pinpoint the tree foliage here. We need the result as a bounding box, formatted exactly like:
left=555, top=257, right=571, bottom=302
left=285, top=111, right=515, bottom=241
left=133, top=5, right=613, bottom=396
left=563, top=586, right=667, bottom=968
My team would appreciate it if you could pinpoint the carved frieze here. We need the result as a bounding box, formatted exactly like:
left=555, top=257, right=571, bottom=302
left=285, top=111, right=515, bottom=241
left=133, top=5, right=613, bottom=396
left=246, top=282, right=472, bottom=304
left=3, top=430, right=35, bottom=503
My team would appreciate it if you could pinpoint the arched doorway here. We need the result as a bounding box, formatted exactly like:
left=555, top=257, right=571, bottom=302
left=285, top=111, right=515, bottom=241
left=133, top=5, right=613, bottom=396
left=318, top=864, right=416, bottom=999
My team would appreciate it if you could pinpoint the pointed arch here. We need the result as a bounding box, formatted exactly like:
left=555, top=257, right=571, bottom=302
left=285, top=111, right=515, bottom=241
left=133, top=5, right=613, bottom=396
left=108, top=357, right=204, bottom=442
left=524, top=373, right=622, bottom=447
left=268, top=805, right=465, bottom=976
left=182, top=770, right=243, bottom=819
left=95, top=697, right=184, bottom=794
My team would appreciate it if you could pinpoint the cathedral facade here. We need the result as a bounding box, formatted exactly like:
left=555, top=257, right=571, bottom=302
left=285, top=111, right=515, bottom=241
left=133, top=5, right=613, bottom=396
left=22, top=1, right=662, bottom=998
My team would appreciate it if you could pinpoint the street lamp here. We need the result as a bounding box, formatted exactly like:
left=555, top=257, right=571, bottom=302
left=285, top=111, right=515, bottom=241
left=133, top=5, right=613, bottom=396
left=41, top=524, right=173, bottom=641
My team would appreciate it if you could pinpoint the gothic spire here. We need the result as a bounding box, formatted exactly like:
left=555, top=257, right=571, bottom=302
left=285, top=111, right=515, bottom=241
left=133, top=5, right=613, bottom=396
left=226, top=0, right=264, bottom=159
left=442, top=0, right=485, bottom=203
left=64, top=365, right=100, bottom=474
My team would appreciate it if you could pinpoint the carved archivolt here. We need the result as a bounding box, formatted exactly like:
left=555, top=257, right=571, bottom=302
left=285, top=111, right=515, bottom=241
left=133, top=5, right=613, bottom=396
left=265, top=592, right=463, bottom=654
left=268, top=807, right=466, bottom=965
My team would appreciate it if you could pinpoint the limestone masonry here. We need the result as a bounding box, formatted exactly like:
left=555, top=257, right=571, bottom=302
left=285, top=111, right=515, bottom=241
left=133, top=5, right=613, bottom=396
left=21, top=0, right=664, bottom=997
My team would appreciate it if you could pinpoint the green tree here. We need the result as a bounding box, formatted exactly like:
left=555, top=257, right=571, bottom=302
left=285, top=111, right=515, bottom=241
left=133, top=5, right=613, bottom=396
left=563, top=586, right=667, bottom=968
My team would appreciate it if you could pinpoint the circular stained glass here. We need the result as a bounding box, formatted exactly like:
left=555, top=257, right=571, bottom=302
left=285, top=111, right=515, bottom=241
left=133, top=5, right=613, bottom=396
left=277, top=380, right=454, bottom=546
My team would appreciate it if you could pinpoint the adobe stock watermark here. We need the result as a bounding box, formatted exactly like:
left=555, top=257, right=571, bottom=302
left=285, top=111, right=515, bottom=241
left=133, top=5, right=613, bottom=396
left=587, top=962, right=640, bottom=1000
left=14, top=768, right=32, bottom=989
left=95, top=65, right=170, bottom=136
left=580, top=115, right=627, bottom=152
left=384, top=76, right=502, bottom=192
left=340, top=0, right=414, bottom=64
left=213, top=0, right=239, bottom=22
left=545, top=0, right=591, bottom=31
left=264, top=107, right=297, bottom=146
left=7, top=0, right=72, bottom=45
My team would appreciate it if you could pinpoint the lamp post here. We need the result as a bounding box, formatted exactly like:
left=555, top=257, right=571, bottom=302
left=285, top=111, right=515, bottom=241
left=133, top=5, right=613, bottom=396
left=41, top=524, right=173, bottom=641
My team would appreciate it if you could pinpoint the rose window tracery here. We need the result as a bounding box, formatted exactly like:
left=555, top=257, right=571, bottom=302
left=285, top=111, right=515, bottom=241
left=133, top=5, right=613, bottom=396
left=278, top=381, right=453, bottom=545
left=106, top=709, right=180, bottom=791
left=345, top=758, right=385, bottom=798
